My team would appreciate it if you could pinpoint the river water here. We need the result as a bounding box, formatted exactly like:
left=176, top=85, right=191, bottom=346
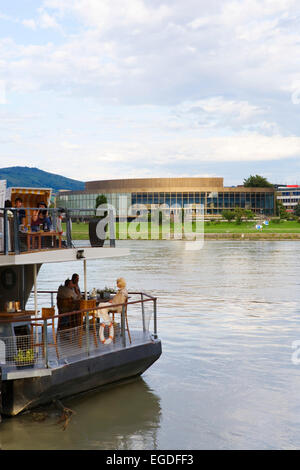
left=1, top=240, right=300, bottom=450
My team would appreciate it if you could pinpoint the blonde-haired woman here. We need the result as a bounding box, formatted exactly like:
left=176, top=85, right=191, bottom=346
left=97, top=278, right=128, bottom=323
left=115, top=277, right=128, bottom=300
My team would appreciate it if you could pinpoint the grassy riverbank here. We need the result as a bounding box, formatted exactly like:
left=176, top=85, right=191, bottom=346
left=66, top=220, right=300, bottom=240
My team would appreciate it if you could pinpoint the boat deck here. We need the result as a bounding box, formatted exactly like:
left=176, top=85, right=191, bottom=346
left=2, top=325, right=155, bottom=379
left=52, top=326, right=153, bottom=367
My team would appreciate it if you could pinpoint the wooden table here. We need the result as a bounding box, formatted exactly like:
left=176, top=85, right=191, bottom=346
left=20, top=231, right=62, bottom=251
left=0, top=310, right=37, bottom=321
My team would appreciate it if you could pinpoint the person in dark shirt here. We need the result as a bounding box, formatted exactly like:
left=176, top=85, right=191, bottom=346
left=14, top=197, right=26, bottom=226
left=37, top=201, right=52, bottom=231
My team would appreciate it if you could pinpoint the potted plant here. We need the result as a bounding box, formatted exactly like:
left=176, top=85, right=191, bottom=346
left=14, top=348, right=36, bottom=368
left=97, top=286, right=115, bottom=300
left=89, top=194, right=108, bottom=247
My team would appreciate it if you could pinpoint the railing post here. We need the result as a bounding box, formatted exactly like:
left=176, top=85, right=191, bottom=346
left=43, top=319, right=49, bottom=368
left=109, top=209, right=116, bottom=247
left=66, top=210, right=72, bottom=248
left=52, top=210, right=57, bottom=233
left=13, top=210, right=20, bottom=254
left=86, top=312, right=90, bottom=356
left=3, top=209, right=8, bottom=255
left=50, top=292, right=54, bottom=307
left=121, top=304, right=126, bottom=347
left=0, top=366, right=2, bottom=422
left=141, top=293, right=146, bottom=333
left=153, top=298, right=158, bottom=339
left=21, top=265, right=25, bottom=310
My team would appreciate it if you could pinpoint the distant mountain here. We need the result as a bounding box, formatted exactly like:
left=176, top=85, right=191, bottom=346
left=0, top=166, right=85, bottom=192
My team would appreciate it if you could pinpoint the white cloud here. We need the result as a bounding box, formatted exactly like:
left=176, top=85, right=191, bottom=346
left=43, top=0, right=171, bottom=30
left=1, top=0, right=300, bottom=180
left=1, top=0, right=299, bottom=110
left=38, top=10, right=60, bottom=30
left=175, top=97, right=266, bottom=128
left=0, top=80, right=6, bottom=104
left=22, top=19, right=37, bottom=30
left=61, top=141, right=81, bottom=150
left=13, top=132, right=300, bottom=173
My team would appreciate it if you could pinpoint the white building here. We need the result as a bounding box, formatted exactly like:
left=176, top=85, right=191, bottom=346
left=276, top=185, right=300, bottom=213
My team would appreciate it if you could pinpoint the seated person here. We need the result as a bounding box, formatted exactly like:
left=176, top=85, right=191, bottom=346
left=57, top=278, right=78, bottom=301
left=30, top=209, right=43, bottom=232
left=96, top=278, right=128, bottom=324
left=14, top=197, right=26, bottom=226
left=38, top=202, right=52, bottom=231
left=57, top=278, right=79, bottom=329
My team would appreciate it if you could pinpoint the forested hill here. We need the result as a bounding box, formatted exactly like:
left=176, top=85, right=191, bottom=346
left=0, top=166, right=85, bottom=192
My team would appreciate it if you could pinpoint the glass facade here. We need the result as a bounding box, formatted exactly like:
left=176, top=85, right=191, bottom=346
left=130, top=191, right=275, bottom=215
left=56, top=192, right=132, bottom=217
left=57, top=190, right=275, bottom=216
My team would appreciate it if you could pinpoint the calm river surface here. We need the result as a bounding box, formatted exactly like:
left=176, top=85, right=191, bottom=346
left=1, top=240, right=300, bottom=450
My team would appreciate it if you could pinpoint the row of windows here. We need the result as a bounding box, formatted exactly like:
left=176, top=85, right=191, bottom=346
left=131, top=192, right=274, bottom=209
left=57, top=191, right=275, bottom=214
left=57, top=193, right=132, bottom=211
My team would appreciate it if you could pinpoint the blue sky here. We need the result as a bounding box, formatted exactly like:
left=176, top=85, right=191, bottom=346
left=0, top=0, right=300, bottom=185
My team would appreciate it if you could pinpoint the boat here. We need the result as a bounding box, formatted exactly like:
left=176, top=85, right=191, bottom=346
left=0, top=188, right=162, bottom=417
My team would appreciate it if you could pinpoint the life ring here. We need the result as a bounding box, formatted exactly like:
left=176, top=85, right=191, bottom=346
left=99, top=321, right=114, bottom=345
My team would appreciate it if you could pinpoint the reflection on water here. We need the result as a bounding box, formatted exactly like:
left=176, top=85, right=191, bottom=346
left=0, top=379, right=161, bottom=450
left=2, top=240, right=300, bottom=449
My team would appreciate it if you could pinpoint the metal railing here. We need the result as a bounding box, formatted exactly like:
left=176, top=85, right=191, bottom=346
left=0, top=207, right=116, bottom=255
left=0, top=292, right=158, bottom=370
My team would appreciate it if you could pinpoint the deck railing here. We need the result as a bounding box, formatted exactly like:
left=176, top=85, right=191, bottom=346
left=0, top=292, right=158, bottom=370
left=0, top=207, right=116, bottom=255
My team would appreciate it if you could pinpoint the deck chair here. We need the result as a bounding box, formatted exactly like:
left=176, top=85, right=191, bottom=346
left=57, top=297, right=79, bottom=331
left=112, top=299, right=131, bottom=344
left=78, top=299, right=98, bottom=348
left=31, top=307, right=59, bottom=359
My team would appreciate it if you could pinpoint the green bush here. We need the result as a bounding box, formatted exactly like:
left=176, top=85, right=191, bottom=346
left=294, top=202, right=300, bottom=217
left=221, top=210, right=235, bottom=222
left=244, top=209, right=255, bottom=219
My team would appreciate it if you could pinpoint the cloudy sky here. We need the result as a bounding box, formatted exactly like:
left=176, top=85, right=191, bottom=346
left=0, top=0, right=300, bottom=185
